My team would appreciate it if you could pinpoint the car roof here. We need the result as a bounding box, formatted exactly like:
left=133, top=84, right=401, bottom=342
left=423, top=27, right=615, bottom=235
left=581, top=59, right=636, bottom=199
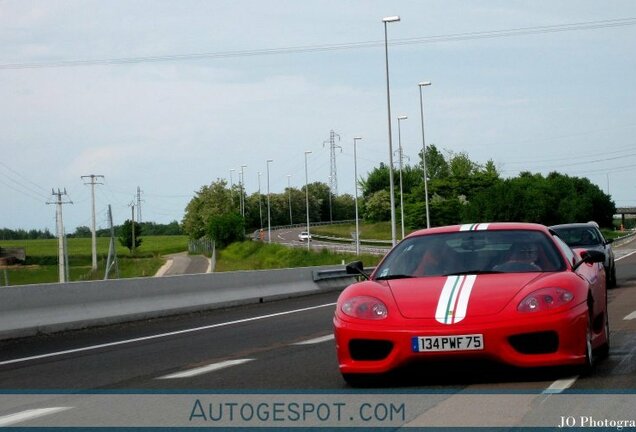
left=407, top=222, right=551, bottom=238
left=549, top=222, right=599, bottom=230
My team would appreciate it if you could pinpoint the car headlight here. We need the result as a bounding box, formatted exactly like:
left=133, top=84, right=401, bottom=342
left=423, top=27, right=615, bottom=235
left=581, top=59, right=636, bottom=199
left=341, top=296, right=388, bottom=320
left=517, top=287, right=574, bottom=313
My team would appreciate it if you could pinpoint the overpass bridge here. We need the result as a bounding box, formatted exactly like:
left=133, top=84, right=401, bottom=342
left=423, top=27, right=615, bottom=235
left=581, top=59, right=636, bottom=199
left=616, top=207, right=636, bottom=226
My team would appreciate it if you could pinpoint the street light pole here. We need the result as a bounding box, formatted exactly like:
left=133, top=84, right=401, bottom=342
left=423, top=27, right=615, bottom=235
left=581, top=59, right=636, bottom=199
left=229, top=168, right=235, bottom=207
left=397, top=115, right=407, bottom=239
left=304, top=151, right=312, bottom=251
left=240, top=164, right=247, bottom=218
left=383, top=15, right=400, bottom=246
left=258, top=172, right=263, bottom=229
left=287, top=174, right=293, bottom=226
left=266, top=159, right=273, bottom=243
left=353, top=137, right=362, bottom=255
left=418, top=81, right=432, bottom=228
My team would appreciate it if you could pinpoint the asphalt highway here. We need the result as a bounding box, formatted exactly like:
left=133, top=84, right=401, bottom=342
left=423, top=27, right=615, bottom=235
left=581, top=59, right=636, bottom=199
left=1, top=239, right=636, bottom=427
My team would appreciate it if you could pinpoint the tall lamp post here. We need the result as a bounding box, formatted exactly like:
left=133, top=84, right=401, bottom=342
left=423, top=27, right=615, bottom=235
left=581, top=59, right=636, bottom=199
left=287, top=174, right=293, bottom=226
left=258, top=172, right=263, bottom=229
left=353, top=137, right=362, bottom=255
left=240, top=164, right=247, bottom=218
left=383, top=15, right=400, bottom=246
left=396, top=115, right=407, bottom=239
left=266, top=159, right=273, bottom=243
left=229, top=168, right=235, bottom=207
left=304, top=151, right=312, bottom=251
left=418, top=81, right=432, bottom=228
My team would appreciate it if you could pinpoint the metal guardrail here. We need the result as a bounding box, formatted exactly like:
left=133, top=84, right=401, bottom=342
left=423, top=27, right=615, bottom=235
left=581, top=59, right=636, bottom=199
left=312, top=267, right=376, bottom=282
left=613, top=230, right=636, bottom=247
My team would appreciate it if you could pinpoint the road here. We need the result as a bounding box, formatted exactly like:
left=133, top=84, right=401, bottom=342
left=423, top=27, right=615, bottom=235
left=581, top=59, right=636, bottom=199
left=1, top=240, right=635, bottom=427
left=155, top=252, right=210, bottom=276
left=270, top=226, right=390, bottom=255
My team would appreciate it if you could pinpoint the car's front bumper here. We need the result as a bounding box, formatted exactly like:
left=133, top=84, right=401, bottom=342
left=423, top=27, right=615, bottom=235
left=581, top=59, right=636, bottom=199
left=333, top=303, right=590, bottom=374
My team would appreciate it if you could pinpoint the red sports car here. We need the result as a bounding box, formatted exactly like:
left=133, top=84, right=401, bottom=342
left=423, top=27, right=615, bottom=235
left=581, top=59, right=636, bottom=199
left=334, top=222, right=609, bottom=385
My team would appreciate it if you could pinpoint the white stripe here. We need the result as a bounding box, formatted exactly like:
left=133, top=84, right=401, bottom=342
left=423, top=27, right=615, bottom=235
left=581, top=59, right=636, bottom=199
left=459, top=223, right=490, bottom=231
left=293, top=334, right=334, bottom=345
left=624, top=311, right=636, bottom=320
left=158, top=358, right=254, bottom=379
left=616, top=250, right=636, bottom=261
left=0, top=302, right=337, bottom=367
left=453, top=274, right=477, bottom=323
left=0, top=407, right=72, bottom=426
left=436, top=276, right=461, bottom=323
left=543, top=376, right=578, bottom=394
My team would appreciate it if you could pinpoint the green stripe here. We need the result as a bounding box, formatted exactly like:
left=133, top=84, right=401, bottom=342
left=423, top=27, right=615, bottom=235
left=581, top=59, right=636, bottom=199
left=444, top=276, right=462, bottom=324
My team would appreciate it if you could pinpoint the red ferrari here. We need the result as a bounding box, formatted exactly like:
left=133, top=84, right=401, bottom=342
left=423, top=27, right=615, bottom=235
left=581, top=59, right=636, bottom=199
left=334, top=222, right=609, bottom=385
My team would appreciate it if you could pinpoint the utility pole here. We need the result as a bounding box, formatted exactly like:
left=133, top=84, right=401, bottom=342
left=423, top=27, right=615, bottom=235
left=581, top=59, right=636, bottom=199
left=104, top=204, right=119, bottom=279
left=323, top=129, right=341, bottom=196
left=81, top=174, right=104, bottom=271
left=47, top=188, right=72, bottom=283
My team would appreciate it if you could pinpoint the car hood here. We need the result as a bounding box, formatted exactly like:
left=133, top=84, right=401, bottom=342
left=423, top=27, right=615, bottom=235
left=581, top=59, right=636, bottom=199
left=386, top=273, right=542, bottom=320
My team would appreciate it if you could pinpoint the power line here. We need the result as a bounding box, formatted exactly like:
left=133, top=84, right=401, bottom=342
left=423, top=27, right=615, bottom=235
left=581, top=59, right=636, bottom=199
left=1, top=17, right=634, bottom=70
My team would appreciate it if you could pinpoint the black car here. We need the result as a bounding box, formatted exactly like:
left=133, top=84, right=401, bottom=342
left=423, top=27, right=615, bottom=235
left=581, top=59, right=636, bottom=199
left=550, top=222, right=616, bottom=287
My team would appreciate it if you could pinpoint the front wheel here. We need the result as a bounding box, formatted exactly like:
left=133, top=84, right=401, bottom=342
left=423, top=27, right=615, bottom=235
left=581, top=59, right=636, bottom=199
left=608, top=265, right=617, bottom=288
left=578, top=314, right=594, bottom=376
left=596, top=311, right=610, bottom=359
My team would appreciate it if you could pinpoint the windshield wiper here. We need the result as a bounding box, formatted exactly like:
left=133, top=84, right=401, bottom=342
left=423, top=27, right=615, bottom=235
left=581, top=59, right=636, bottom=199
left=444, top=270, right=504, bottom=276
left=375, top=274, right=415, bottom=281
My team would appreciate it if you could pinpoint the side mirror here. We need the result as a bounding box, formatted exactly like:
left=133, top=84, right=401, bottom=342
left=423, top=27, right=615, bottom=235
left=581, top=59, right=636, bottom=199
left=605, top=238, right=614, bottom=245
left=572, top=249, right=606, bottom=271
left=346, top=261, right=369, bottom=280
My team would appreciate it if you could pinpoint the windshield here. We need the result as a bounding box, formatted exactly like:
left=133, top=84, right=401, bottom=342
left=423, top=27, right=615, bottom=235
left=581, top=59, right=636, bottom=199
left=374, top=229, right=566, bottom=279
left=552, top=226, right=602, bottom=247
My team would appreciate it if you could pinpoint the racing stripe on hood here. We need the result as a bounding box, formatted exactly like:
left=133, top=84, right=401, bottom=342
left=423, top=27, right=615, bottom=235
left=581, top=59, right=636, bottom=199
left=435, top=275, right=477, bottom=324
left=460, top=223, right=490, bottom=231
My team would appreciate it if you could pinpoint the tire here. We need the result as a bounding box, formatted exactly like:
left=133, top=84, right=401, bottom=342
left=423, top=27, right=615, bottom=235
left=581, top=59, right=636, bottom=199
left=596, top=312, right=610, bottom=359
left=578, top=314, right=594, bottom=376
left=608, top=265, right=617, bottom=288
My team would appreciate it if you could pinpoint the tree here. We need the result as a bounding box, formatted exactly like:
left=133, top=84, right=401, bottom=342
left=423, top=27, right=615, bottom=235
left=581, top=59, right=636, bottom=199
left=364, top=190, right=391, bottom=222
left=208, top=213, right=244, bottom=248
left=71, top=226, right=92, bottom=238
left=182, top=180, right=234, bottom=239
left=119, top=219, right=142, bottom=253
left=359, top=163, right=390, bottom=199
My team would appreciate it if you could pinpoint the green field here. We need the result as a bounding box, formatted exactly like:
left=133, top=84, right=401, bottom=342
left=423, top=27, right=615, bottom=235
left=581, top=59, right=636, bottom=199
left=1, top=233, right=381, bottom=286
left=0, top=236, right=188, bottom=286
left=311, top=222, right=398, bottom=240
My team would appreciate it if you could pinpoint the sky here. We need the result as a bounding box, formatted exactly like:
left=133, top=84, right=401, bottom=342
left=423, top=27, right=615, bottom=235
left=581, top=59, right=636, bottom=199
left=1, top=0, right=635, bottom=233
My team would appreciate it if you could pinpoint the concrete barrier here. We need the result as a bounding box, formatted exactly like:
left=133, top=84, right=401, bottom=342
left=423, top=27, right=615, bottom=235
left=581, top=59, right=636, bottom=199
left=0, top=265, right=354, bottom=341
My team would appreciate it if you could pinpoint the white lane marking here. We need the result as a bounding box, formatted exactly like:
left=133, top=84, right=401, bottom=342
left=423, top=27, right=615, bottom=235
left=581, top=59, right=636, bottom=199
left=0, top=407, right=72, bottom=426
left=624, top=311, right=636, bottom=320
left=543, top=376, right=578, bottom=394
left=293, top=334, right=335, bottom=345
left=0, top=302, right=337, bottom=367
left=616, top=250, right=636, bottom=261
left=158, top=358, right=254, bottom=379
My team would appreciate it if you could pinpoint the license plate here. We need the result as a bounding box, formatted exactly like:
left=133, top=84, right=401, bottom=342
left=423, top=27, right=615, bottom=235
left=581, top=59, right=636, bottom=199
left=412, top=334, right=484, bottom=352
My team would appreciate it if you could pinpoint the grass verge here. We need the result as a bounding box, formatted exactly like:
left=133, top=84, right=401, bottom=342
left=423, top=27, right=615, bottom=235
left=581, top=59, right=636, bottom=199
left=215, top=241, right=382, bottom=272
